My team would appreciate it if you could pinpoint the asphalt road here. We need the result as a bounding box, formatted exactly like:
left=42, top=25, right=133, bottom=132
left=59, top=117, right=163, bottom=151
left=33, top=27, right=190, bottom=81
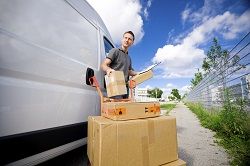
left=169, top=102, right=230, bottom=166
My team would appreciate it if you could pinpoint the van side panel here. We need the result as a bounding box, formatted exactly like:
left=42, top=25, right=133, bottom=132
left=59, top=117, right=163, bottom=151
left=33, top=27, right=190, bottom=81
left=0, top=0, right=109, bottom=164
left=0, top=0, right=99, bottom=136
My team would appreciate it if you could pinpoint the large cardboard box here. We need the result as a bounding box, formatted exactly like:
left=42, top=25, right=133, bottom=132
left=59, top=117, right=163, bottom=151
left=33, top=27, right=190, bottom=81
left=161, top=159, right=186, bottom=166
left=102, top=101, right=160, bottom=120
left=131, top=70, right=153, bottom=85
left=87, top=116, right=178, bottom=166
left=105, top=71, right=127, bottom=97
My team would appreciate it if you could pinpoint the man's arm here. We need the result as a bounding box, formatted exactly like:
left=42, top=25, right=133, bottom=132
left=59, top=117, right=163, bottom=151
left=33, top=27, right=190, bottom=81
left=129, top=70, right=138, bottom=76
left=101, top=58, right=115, bottom=76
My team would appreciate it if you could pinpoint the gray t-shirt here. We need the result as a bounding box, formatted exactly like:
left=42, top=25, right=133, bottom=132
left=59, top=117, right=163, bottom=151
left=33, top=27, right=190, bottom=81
left=107, top=48, right=133, bottom=82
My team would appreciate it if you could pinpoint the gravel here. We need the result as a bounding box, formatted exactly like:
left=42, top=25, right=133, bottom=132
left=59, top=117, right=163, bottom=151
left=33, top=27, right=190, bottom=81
left=168, top=102, right=230, bottom=166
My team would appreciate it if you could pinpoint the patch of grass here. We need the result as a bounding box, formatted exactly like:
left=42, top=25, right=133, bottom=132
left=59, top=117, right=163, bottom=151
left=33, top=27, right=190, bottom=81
left=186, top=102, right=250, bottom=166
left=160, top=103, right=176, bottom=114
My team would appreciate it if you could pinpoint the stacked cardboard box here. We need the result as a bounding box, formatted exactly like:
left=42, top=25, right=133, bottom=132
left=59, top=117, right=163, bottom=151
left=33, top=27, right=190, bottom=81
left=88, top=70, right=186, bottom=166
left=88, top=116, right=180, bottom=166
left=102, top=101, right=160, bottom=120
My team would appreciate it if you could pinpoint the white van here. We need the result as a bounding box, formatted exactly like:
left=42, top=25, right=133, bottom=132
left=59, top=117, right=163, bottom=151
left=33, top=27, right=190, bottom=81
left=0, top=0, right=114, bottom=165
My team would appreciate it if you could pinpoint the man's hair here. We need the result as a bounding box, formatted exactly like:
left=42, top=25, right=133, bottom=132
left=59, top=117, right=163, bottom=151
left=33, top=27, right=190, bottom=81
left=123, top=31, right=135, bottom=41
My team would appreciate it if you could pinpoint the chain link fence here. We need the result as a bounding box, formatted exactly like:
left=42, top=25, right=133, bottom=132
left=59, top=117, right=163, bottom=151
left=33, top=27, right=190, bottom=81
left=186, top=32, right=250, bottom=111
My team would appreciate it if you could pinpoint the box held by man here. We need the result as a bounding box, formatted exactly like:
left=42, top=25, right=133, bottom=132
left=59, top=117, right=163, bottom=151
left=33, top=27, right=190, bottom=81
left=104, top=71, right=127, bottom=97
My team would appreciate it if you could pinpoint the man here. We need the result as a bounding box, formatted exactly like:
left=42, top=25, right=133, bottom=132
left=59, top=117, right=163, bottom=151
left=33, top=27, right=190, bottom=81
left=101, top=31, right=137, bottom=98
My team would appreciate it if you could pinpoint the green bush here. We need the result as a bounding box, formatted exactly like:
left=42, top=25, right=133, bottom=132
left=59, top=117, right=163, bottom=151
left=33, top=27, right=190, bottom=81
left=203, top=113, right=221, bottom=131
left=219, top=105, right=248, bottom=138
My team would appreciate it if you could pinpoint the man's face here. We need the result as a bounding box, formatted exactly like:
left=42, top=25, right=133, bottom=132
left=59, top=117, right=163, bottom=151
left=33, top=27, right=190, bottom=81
left=122, top=33, right=134, bottom=49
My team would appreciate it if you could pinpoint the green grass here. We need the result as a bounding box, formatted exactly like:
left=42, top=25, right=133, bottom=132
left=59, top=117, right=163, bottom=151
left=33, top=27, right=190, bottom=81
left=186, top=102, right=250, bottom=166
left=160, top=103, right=176, bottom=114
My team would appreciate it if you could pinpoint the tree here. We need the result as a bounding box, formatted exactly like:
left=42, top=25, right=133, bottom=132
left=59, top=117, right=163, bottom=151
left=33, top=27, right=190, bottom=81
left=191, top=69, right=203, bottom=88
left=202, top=58, right=210, bottom=72
left=168, top=95, right=176, bottom=101
left=202, top=38, right=229, bottom=73
left=201, top=37, right=244, bottom=103
left=170, top=89, right=181, bottom=100
left=147, top=88, right=163, bottom=98
left=182, top=93, right=187, bottom=99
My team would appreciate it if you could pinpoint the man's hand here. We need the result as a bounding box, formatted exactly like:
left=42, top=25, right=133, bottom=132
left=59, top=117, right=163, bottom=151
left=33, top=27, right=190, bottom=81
left=101, top=58, right=114, bottom=76
left=128, top=80, right=136, bottom=89
left=106, top=68, right=115, bottom=76
left=129, top=70, right=138, bottom=76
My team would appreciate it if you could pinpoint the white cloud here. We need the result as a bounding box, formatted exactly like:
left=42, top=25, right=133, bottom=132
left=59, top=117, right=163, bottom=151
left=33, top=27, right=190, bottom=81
left=153, top=43, right=205, bottom=78
left=162, top=84, right=175, bottom=96
left=86, top=0, right=144, bottom=45
left=143, top=0, right=152, bottom=20
left=180, top=85, right=191, bottom=93
left=145, top=85, right=153, bottom=89
left=166, top=83, right=174, bottom=88
left=167, top=29, right=175, bottom=43
left=147, top=0, right=152, bottom=8
left=159, top=83, right=190, bottom=98
left=153, top=10, right=250, bottom=79
left=183, top=11, right=231, bottom=46
left=181, top=7, right=191, bottom=23
left=143, top=8, right=149, bottom=20
left=184, top=0, right=224, bottom=24
left=221, top=10, right=250, bottom=39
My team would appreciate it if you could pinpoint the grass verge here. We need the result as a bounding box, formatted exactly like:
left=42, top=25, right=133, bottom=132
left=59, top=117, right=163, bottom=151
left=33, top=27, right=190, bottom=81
left=186, top=102, right=250, bottom=166
left=160, top=103, right=176, bottom=115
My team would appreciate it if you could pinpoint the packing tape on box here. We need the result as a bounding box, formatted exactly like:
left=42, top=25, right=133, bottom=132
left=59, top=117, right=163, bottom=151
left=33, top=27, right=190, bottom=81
left=141, top=136, right=149, bottom=166
left=141, top=120, right=155, bottom=166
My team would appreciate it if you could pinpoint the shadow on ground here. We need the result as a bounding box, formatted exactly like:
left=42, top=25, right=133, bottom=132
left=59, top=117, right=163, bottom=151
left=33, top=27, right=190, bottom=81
left=178, top=147, right=194, bottom=166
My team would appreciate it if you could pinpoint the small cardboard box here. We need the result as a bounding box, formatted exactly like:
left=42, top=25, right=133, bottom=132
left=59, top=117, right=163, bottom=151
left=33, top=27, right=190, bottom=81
left=87, top=116, right=178, bottom=166
left=161, top=159, right=186, bottom=166
left=102, top=101, right=160, bottom=120
left=105, top=71, right=127, bottom=97
left=131, top=70, right=153, bottom=85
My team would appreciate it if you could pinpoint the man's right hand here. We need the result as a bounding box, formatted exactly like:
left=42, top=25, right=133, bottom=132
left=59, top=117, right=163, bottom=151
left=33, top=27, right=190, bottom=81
left=106, top=68, right=115, bottom=76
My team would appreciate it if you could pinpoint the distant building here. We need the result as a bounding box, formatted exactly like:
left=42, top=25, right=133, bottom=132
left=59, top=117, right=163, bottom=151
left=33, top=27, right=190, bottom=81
left=228, top=83, right=242, bottom=99
left=135, top=88, right=149, bottom=101
left=227, top=74, right=250, bottom=102
left=241, top=74, right=250, bottom=100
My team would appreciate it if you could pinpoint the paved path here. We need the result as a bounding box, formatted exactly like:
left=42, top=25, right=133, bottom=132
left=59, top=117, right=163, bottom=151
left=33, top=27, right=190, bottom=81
left=168, top=102, right=230, bottom=166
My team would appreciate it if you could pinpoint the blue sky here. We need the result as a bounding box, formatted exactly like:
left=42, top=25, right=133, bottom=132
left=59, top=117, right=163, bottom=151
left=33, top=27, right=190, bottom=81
left=87, top=0, right=250, bottom=97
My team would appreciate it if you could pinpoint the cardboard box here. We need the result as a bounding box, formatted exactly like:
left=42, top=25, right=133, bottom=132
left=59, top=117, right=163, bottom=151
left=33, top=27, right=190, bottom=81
left=102, top=101, right=160, bottom=120
left=87, top=116, right=178, bottom=166
left=105, top=71, right=127, bottom=97
left=161, top=159, right=186, bottom=166
left=131, top=70, right=153, bottom=85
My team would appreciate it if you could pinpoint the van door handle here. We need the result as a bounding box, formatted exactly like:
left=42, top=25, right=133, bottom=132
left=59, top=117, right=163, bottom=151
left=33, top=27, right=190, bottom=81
left=86, top=68, right=94, bottom=85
